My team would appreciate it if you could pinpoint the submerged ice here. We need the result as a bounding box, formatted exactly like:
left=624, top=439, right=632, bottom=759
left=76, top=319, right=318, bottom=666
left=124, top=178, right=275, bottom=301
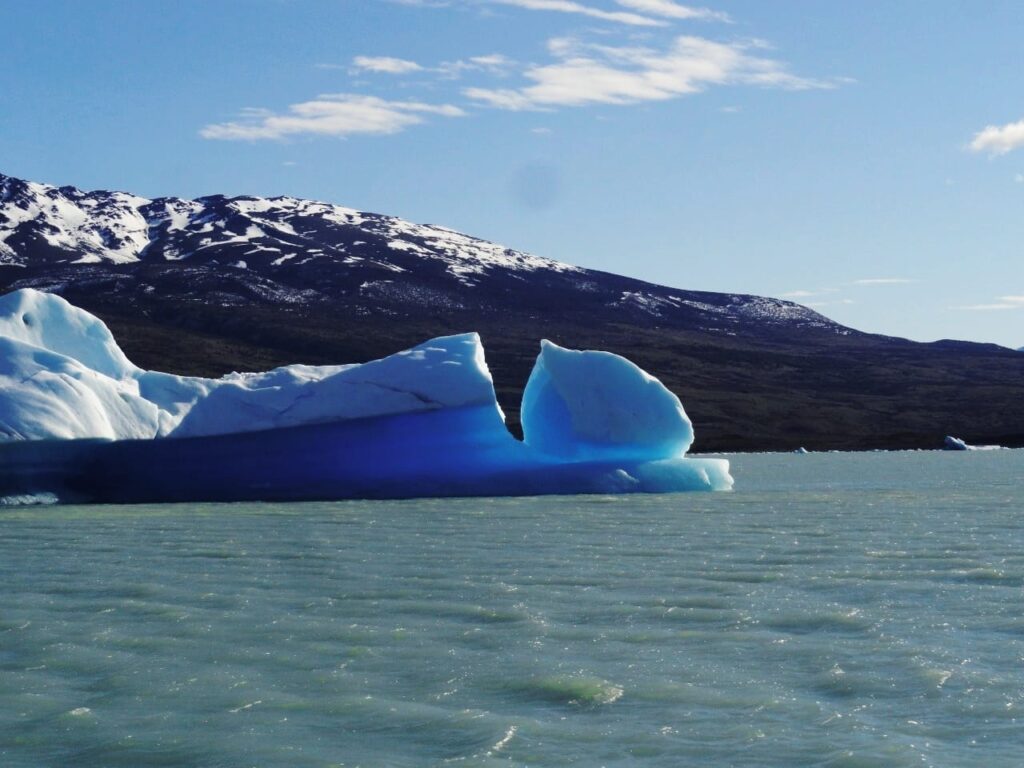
left=0, top=289, right=731, bottom=502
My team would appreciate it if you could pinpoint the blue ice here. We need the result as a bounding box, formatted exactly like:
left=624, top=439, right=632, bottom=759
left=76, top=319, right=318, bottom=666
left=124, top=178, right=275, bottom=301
left=0, top=289, right=732, bottom=503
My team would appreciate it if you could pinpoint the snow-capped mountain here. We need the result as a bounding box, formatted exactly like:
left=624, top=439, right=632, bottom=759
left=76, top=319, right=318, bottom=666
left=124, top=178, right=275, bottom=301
left=0, top=172, right=577, bottom=279
left=2, top=171, right=1022, bottom=452
left=0, top=171, right=840, bottom=337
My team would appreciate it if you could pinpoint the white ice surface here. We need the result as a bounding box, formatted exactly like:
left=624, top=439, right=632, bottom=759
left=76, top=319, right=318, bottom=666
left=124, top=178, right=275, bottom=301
left=0, top=336, right=162, bottom=441
left=0, top=288, right=136, bottom=379
left=0, top=289, right=498, bottom=441
left=943, top=435, right=1005, bottom=452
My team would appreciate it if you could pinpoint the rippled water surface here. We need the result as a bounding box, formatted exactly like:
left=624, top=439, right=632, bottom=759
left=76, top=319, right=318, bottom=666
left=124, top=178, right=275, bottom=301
left=2, top=451, right=1023, bottom=767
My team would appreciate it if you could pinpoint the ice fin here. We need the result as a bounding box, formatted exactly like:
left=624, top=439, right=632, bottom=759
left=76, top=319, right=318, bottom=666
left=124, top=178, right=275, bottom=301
left=521, top=339, right=694, bottom=461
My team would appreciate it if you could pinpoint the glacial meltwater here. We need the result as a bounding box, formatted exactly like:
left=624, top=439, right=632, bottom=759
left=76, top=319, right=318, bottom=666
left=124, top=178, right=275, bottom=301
left=1, top=451, right=1022, bottom=767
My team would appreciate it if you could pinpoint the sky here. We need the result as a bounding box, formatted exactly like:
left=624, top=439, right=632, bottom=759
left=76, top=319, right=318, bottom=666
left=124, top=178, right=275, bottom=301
left=1, top=0, right=1022, bottom=348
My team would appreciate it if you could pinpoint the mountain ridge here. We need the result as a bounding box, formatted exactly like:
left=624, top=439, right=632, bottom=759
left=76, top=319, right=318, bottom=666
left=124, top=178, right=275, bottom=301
left=0, top=171, right=849, bottom=335
left=2, top=171, right=1023, bottom=451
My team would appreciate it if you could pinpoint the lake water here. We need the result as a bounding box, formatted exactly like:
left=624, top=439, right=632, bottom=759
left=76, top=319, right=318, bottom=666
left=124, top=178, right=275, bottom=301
left=1, top=450, right=1022, bottom=767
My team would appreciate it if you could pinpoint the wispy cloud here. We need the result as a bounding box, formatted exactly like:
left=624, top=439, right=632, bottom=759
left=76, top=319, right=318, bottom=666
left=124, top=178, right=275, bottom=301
left=802, top=301, right=851, bottom=309
left=437, top=53, right=517, bottom=78
left=490, top=0, right=665, bottom=26
left=852, top=278, right=916, bottom=286
left=391, top=0, right=728, bottom=23
left=465, top=35, right=838, bottom=111
left=780, top=288, right=851, bottom=307
left=955, top=303, right=1021, bottom=311
left=969, top=118, right=1024, bottom=156
left=464, top=53, right=514, bottom=69
left=207, top=3, right=829, bottom=141
left=953, top=295, right=1024, bottom=311
left=352, top=55, right=424, bottom=74
left=200, top=94, right=464, bottom=140
left=783, top=280, right=916, bottom=307
left=342, top=53, right=515, bottom=79
left=615, top=0, right=729, bottom=22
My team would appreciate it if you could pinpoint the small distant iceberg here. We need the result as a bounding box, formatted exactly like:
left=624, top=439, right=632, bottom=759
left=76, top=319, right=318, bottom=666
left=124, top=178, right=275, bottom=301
left=0, top=289, right=732, bottom=503
left=943, top=435, right=1005, bottom=452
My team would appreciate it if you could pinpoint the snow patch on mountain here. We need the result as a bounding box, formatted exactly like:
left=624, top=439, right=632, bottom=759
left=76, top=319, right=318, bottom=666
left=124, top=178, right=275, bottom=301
left=0, top=173, right=577, bottom=285
left=0, top=171, right=851, bottom=336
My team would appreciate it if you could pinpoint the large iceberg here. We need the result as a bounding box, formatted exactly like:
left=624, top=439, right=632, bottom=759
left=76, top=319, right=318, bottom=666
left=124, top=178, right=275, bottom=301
left=0, top=289, right=732, bottom=503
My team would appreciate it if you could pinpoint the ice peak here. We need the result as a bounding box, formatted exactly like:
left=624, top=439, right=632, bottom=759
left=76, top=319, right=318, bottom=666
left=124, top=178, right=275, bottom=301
left=522, top=339, right=694, bottom=461
left=0, top=289, right=136, bottom=380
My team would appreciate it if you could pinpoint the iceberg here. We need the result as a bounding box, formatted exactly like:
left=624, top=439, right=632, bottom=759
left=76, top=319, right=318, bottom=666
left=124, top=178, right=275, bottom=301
left=943, top=435, right=1004, bottom=452
left=0, top=289, right=732, bottom=503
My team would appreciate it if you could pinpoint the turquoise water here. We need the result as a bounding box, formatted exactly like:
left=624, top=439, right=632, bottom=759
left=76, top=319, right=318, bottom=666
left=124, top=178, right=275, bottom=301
left=1, top=450, right=1022, bottom=767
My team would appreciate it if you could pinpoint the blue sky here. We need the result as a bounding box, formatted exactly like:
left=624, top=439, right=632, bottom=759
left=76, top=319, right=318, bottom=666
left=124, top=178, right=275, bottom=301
left=2, top=0, right=1022, bottom=347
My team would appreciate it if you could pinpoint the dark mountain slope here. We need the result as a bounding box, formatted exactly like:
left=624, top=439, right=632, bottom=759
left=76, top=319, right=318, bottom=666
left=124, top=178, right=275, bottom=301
left=2, top=172, right=1022, bottom=451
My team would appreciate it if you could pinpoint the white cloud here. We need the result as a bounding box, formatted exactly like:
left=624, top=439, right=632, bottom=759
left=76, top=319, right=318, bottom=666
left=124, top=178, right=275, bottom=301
left=954, top=303, right=1021, bottom=311
left=615, top=0, right=729, bottom=22
left=211, top=5, right=826, bottom=141
left=952, top=295, right=1024, bottom=311
left=805, top=299, right=853, bottom=308
left=345, top=52, right=514, bottom=79
left=464, top=87, right=536, bottom=110
left=491, top=0, right=665, bottom=27
left=437, top=53, right=517, bottom=78
left=780, top=288, right=850, bottom=306
left=465, top=35, right=839, bottom=111
left=469, top=53, right=514, bottom=68
left=201, top=94, right=464, bottom=140
left=852, top=278, right=916, bottom=285
left=395, top=0, right=730, bottom=24
left=352, top=55, right=424, bottom=74
left=969, top=118, right=1024, bottom=156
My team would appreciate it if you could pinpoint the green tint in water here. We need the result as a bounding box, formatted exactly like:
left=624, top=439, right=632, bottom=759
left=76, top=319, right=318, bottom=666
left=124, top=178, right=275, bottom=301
left=0, top=450, right=1022, bottom=766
